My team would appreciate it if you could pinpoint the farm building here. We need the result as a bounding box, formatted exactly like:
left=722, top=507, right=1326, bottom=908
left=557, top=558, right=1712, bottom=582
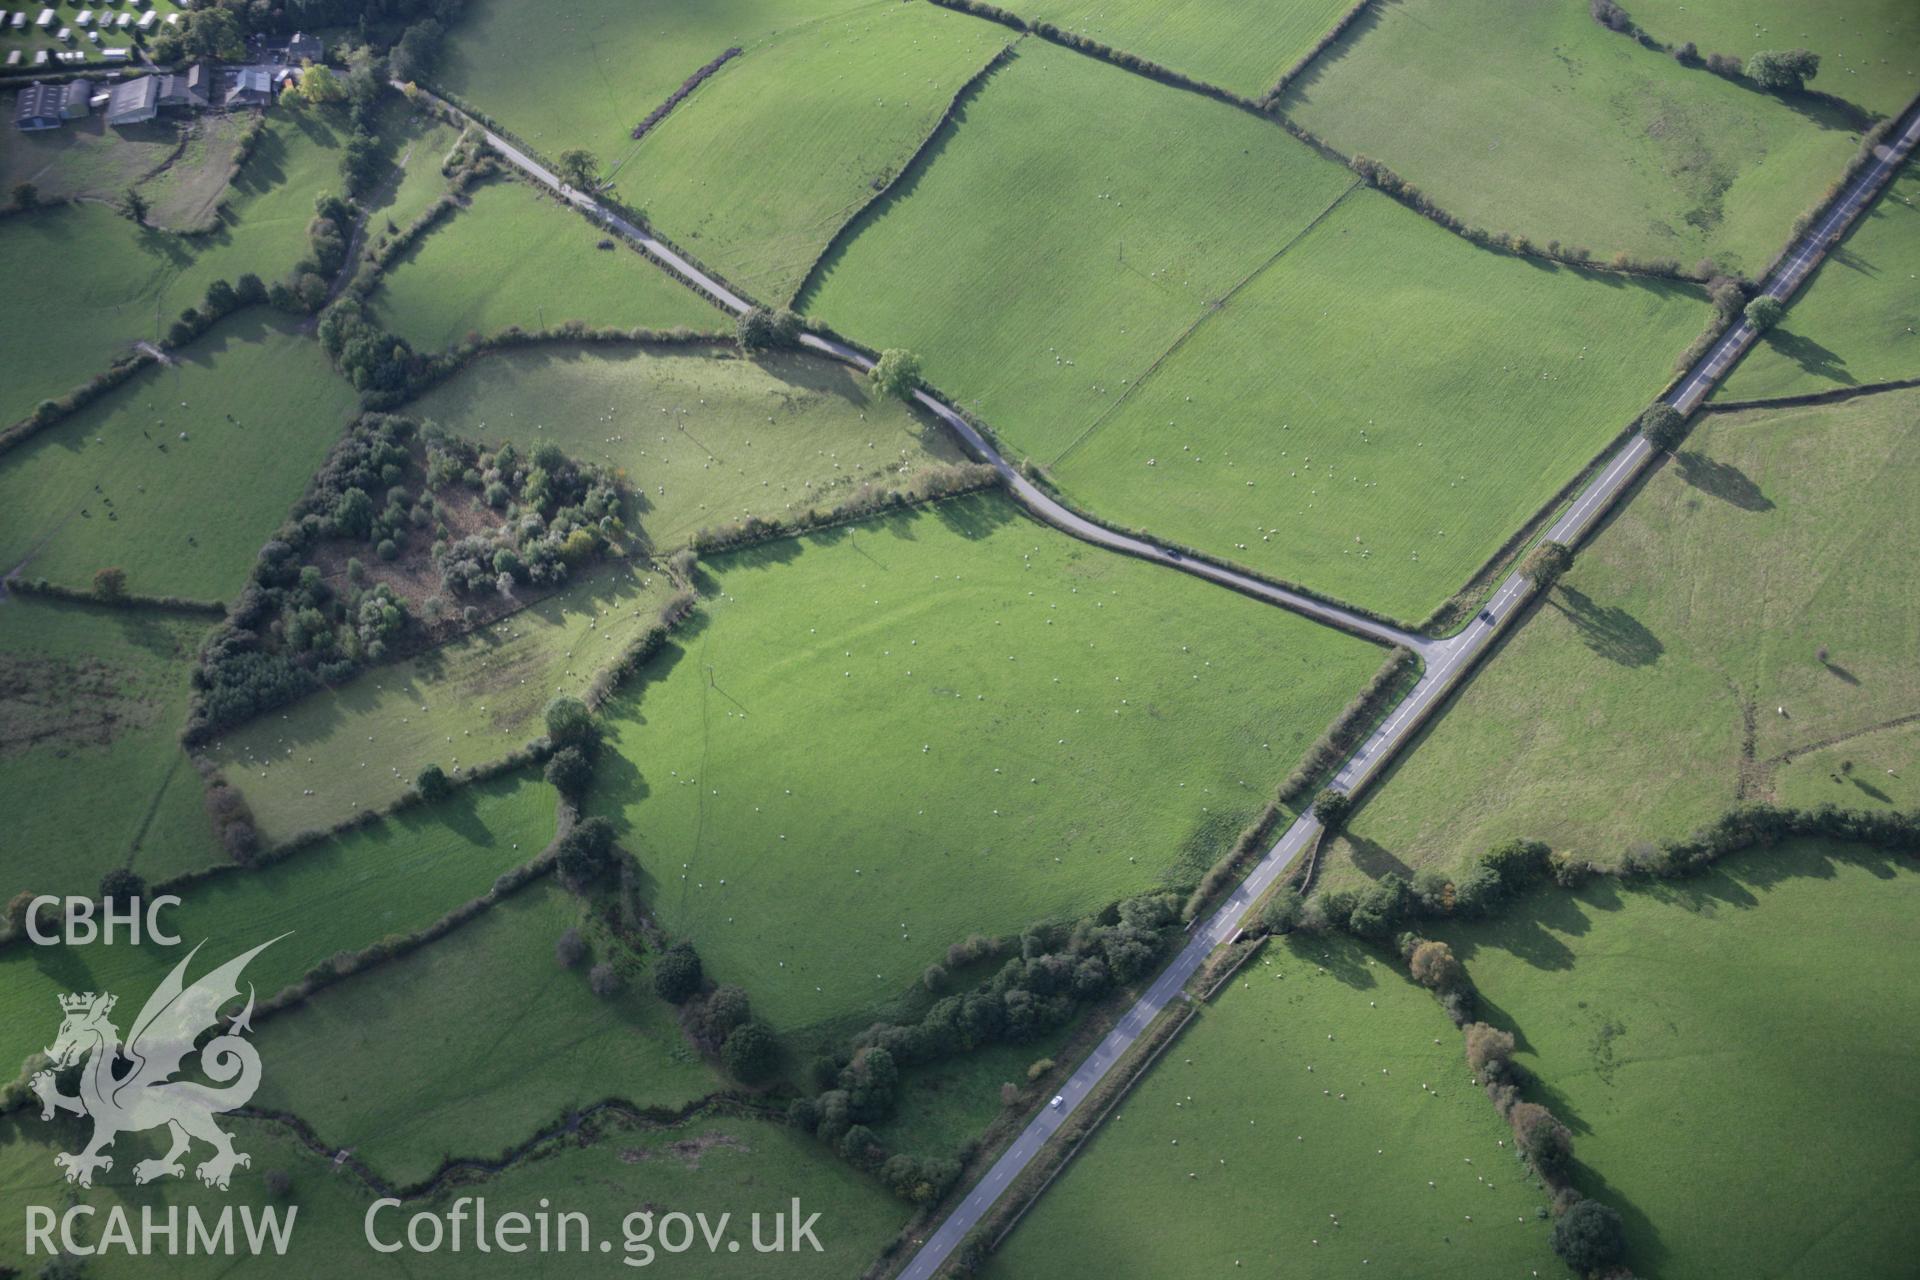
left=157, top=64, right=210, bottom=108
left=223, top=67, right=271, bottom=108
left=61, top=78, right=90, bottom=118
left=104, top=74, right=158, bottom=126
left=12, top=81, right=63, bottom=130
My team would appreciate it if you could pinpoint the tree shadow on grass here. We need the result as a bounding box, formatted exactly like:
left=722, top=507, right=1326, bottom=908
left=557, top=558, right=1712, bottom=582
left=1672, top=451, right=1773, bottom=511
left=1336, top=832, right=1411, bottom=882
left=1570, top=1158, right=1671, bottom=1275
left=933, top=491, right=1018, bottom=542
left=1753, top=326, right=1856, bottom=386
left=1281, top=933, right=1378, bottom=990
left=1550, top=587, right=1663, bottom=668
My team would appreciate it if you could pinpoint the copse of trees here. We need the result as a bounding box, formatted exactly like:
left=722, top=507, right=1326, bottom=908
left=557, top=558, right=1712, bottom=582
left=1552, top=1198, right=1628, bottom=1273
left=1520, top=540, right=1572, bottom=590
left=1746, top=48, right=1821, bottom=92
left=1744, top=295, right=1785, bottom=332
left=868, top=349, right=922, bottom=401
left=1638, top=402, right=1687, bottom=452
left=735, top=306, right=804, bottom=352
left=555, top=816, right=617, bottom=887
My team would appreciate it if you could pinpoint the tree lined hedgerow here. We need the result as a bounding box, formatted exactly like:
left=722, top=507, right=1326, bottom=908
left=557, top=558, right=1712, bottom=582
left=790, top=892, right=1184, bottom=1201
left=632, top=46, right=741, bottom=140
left=685, top=462, right=999, bottom=558
left=1, top=353, right=156, bottom=457
left=1261, top=0, right=1380, bottom=106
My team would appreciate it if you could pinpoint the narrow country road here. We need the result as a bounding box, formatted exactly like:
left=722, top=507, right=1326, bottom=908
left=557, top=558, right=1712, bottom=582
left=408, top=85, right=1428, bottom=655
left=889, top=98, right=1920, bottom=1280
left=412, top=82, right=1920, bottom=1278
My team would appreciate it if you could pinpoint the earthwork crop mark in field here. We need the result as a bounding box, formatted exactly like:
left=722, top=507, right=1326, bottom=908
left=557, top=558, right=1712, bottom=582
left=1046, top=177, right=1365, bottom=469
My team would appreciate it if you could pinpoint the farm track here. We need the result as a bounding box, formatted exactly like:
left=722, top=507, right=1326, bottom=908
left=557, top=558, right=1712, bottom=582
left=402, top=81, right=1920, bottom=1279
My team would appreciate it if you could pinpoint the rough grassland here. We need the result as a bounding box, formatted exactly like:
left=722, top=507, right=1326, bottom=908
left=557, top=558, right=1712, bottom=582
left=0, top=771, right=554, bottom=1079
left=0, top=311, right=358, bottom=602
left=624, top=0, right=1008, bottom=305
left=1626, top=0, right=1920, bottom=118
left=400, top=341, right=968, bottom=548
left=588, top=492, right=1385, bottom=1033
left=365, top=104, right=464, bottom=235
left=138, top=112, right=260, bottom=234
left=0, top=1111, right=907, bottom=1278
left=372, top=178, right=721, bottom=351
left=1717, top=162, right=1920, bottom=401
left=206, top=563, right=674, bottom=846
left=0, top=113, right=186, bottom=207
left=1320, top=391, right=1920, bottom=890
left=990, top=936, right=1560, bottom=1278
left=0, top=108, right=351, bottom=426
left=996, top=0, right=1357, bottom=98
left=439, top=0, right=863, bottom=160
left=253, top=880, right=716, bottom=1184
left=1281, top=0, right=1863, bottom=277
left=1776, top=720, right=1920, bottom=813
left=0, top=596, right=209, bottom=903
left=1055, top=190, right=1703, bottom=622
left=1439, top=842, right=1920, bottom=1279
left=801, top=45, right=1359, bottom=464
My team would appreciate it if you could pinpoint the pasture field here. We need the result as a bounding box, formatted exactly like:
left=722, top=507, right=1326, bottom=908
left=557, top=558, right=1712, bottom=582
left=876, top=1023, right=1077, bottom=1158
left=253, top=879, right=717, bottom=1184
left=1775, top=719, right=1920, bottom=812
left=0, top=771, right=554, bottom=1079
left=1281, top=0, right=1863, bottom=277
left=371, top=178, right=722, bottom=351
left=1319, top=390, right=1920, bottom=890
left=205, top=563, right=676, bottom=846
left=587, top=491, right=1385, bottom=1033
left=0, top=1109, right=908, bottom=1278
left=138, top=112, right=262, bottom=234
left=1626, top=0, right=1920, bottom=118
left=438, top=0, right=864, bottom=160
left=1053, top=190, right=1703, bottom=622
left=995, top=0, right=1356, bottom=98
left=0, top=108, right=350, bottom=426
left=622, top=0, right=1009, bottom=305
left=801, top=44, right=1359, bottom=464
left=0, top=310, right=359, bottom=603
left=364, top=104, right=465, bottom=234
left=0, top=113, right=185, bottom=207
left=0, top=595, right=209, bottom=903
left=1438, top=841, right=1920, bottom=1279
left=1717, top=161, right=1920, bottom=401
left=989, top=935, right=1560, bottom=1278
left=399, top=340, right=968, bottom=548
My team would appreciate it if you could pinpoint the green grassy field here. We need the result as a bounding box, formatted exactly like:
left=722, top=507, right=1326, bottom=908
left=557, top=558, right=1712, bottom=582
left=0, top=108, right=350, bottom=426
left=997, top=0, right=1357, bottom=97
left=587, top=491, right=1385, bottom=1034
left=0, top=771, right=554, bottom=1080
left=1438, top=841, right=1920, bottom=1279
left=622, top=1, right=1008, bottom=305
left=364, top=103, right=465, bottom=235
left=206, top=562, right=675, bottom=846
left=0, top=112, right=186, bottom=207
left=1052, top=189, right=1703, bottom=622
left=0, top=310, right=359, bottom=602
left=1281, top=0, right=1863, bottom=277
left=1776, top=719, right=1920, bottom=812
left=438, top=0, right=863, bottom=161
left=0, top=595, right=210, bottom=903
left=801, top=44, right=1357, bottom=461
left=1320, top=389, right=1920, bottom=889
left=990, top=935, right=1561, bottom=1277
left=371, top=177, right=722, bottom=351
left=1626, top=0, right=1920, bottom=118
left=1718, top=162, right=1920, bottom=401
left=399, top=340, right=969, bottom=548
left=0, top=1108, right=908, bottom=1278
left=253, top=879, right=717, bottom=1184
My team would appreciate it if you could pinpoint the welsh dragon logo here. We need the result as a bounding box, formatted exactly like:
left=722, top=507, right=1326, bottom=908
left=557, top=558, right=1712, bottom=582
left=33, top=938, right=282, bottom=1190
